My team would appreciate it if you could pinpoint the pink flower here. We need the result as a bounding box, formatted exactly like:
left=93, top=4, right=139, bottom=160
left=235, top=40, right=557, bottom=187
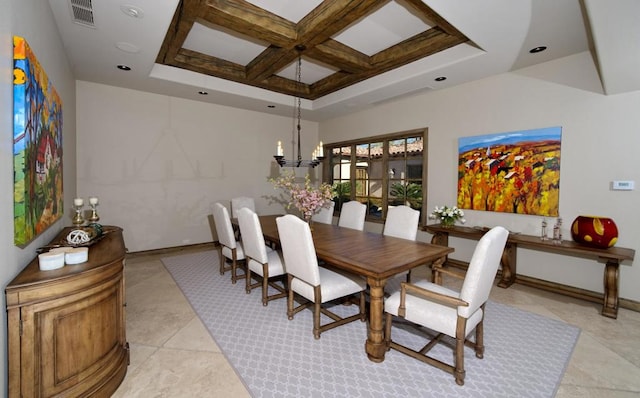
left=270, top=172, right=334, bottom=219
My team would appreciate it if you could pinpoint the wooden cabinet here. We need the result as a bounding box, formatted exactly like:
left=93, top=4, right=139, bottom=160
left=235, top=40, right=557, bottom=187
left=6, top=226, right=129, bottom=397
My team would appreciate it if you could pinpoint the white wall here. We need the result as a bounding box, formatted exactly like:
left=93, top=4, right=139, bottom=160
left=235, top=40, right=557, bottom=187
left=0, top=1, right=76, bottom=394
left=320, top=51, right=640, bottom=302
left=76, top=81, right=320, bottom=252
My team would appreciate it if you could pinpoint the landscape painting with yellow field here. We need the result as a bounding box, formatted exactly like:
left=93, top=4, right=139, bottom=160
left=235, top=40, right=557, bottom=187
left=457, top=127, right=561, bottom=216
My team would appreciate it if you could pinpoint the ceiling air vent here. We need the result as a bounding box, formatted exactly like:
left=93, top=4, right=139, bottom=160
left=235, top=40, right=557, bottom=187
left=69, top=0, right=95, bottom=28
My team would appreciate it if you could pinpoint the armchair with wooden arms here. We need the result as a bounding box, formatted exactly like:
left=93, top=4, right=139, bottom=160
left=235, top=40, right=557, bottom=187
left=383, top=226, right=509, bottom=385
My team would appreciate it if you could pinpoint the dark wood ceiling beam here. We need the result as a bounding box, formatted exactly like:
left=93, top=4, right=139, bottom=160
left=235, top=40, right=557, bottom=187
left=371, top=27, right=465, bottom=69
left=200, top=0, right=297, bottom=47
left=262, top=74, right=311, bottom=98
left=175, top=49, right=246, bottom=80
left=245, top=47, right=297, bottom=82
left=296, top=0, right=387, bottom=47
left=309, top=71, right=361, bottom=99
left=400, top=0, right=469, bottom=40
left=306, top=39, right=371, bottom=73
left=155, top=0, right=203, bottom=63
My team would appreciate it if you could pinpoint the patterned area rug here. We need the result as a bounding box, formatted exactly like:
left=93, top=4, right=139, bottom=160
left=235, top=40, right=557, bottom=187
left=162, top=250, right=580, bottom=398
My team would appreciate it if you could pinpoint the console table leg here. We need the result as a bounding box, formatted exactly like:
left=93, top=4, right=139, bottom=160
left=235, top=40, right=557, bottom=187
left=602, top=261, right=620, bottom=319
left=497, top=243, right=517, bottom=288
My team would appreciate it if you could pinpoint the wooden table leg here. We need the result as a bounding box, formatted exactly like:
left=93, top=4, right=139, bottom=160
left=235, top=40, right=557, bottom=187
left=497, top=242, right=517, bottom=288
left=602, top=260, right=620, bottom=319
left=365, top=277, right=386, bottom=362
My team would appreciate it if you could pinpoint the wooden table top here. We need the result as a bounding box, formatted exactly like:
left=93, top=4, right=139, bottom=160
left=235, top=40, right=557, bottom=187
left=424, top=223, right=635, bottom=262
left=255, top=215, right=454, bottom=280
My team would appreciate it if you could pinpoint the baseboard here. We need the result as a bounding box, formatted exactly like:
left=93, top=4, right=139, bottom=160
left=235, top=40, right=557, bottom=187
left=445, top=258, right=640, bottom=313
left=126, top=242, right=217, bottom=259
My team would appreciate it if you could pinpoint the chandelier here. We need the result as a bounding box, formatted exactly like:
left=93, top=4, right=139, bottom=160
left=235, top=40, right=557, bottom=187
left=274, top=46, right=325, bottom=168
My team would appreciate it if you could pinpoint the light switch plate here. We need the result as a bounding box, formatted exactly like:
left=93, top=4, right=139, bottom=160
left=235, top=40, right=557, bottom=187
left=612, top=180, right=634, bottom=190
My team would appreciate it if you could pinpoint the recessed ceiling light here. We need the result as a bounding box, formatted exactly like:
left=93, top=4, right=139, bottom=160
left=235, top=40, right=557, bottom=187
left=120, top=5, right=144, bottom=18
left=434, top=76, right=447, bottom=81
left=198, top=91, right=208, bottom=95
left=117, top=65, right=131, bottom=71
left=529, top=46, right=547, bottom=53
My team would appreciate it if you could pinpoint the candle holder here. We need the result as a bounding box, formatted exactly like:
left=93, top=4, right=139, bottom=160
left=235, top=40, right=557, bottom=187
left=88, top=202, right=100, bottom=222
left=72, top=203, right=85, bottom=226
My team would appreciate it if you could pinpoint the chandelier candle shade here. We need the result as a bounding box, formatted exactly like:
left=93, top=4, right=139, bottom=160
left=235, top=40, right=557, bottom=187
left=274, top=46, right=325, bottom=168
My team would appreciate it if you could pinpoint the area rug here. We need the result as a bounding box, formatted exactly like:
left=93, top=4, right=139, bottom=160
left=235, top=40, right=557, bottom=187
left=162, top=250, right=580, bottom=398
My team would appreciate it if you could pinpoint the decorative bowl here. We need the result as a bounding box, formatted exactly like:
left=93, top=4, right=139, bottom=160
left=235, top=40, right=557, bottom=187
left=570, top=215, right=618, bottom=249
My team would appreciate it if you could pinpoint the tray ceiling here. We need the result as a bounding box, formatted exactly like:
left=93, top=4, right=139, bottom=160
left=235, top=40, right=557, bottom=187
left=156, top=0, right=471, bottom=100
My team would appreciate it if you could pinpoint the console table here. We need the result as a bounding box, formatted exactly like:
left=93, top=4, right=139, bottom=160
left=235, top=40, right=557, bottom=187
left=424, top=224, right=635, bottom=319
left=6, top=226, right=129, bottom=397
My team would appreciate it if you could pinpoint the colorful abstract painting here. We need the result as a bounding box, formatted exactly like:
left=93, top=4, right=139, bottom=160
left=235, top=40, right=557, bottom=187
left=457, top=127, right=561, bottom=216
left=13, top=36, right=63, bottom=246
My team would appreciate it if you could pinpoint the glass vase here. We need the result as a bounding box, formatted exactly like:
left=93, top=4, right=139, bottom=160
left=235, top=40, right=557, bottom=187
left=441, top=218, right=455, bottom=228
left=304, top=214, right=314, bottom=231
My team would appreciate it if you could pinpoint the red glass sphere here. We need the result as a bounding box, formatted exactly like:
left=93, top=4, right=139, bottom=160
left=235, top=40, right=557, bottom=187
left=571, top=216, right=618, bottom=249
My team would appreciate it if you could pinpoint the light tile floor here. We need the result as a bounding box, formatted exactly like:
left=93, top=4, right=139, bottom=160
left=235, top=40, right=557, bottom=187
left=114, top=246, right=640, bottom=397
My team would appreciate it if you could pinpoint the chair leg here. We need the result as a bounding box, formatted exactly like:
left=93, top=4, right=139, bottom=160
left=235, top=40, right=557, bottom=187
left=384, top=312, right=392, bottom=350
left=454, top=316, right=467, bottom=386
left=359, top=292, right=366, bottom=321
left=245, top=267, right=252, bottom=294
left=475, top=309, right=485, bottom=359
left=231, top=249, right=239, bottom=284
left=218, top=247, right=231, bottom=275
left=261, top=264, right=269, bottom=306
left=287, top=274, right=294, bottom=320
left=313, top=286, right=322, bottom=340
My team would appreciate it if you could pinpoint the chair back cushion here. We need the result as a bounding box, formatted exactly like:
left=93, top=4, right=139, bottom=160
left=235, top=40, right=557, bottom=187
left=337, top=201, right=367, bottom=231
left=383, top=205, right=419, bottom=240
left=212, top=202, right=237, bottom=249
left=459, top=226, right=509, bottom=317
left=276, top=214, right=321, bottom=286
left=311, top=201, right=335, bottom=224
left=231, top=196, right=256, bottom=219
left=237, top=207, right=268, bottom=263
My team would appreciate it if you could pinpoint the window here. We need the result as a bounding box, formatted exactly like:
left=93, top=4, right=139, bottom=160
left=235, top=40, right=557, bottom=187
left=324, top=129, right=427, bottom=224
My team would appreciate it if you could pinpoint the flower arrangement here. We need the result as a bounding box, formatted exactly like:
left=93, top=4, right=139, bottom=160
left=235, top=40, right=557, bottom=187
left=429, top=205, right=466, bottom=227
left=270, top=172, right=334, bottom=222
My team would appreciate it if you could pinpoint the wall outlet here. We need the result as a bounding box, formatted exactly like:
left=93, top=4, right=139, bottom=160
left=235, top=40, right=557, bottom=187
left=611, top=180, right=634, bottom=191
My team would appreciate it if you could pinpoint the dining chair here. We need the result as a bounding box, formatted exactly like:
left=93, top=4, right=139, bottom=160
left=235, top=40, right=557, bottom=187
left=311, top=201, right=335, bottom=225
left=383, top=205, right=420, bottom=285
left=383, top=205, right=419, bottom=240
left=237, top=207, right=286, bottom=305
left=384, top=226, right=509, bottom=386
left=276, top=214, right=367, bottom=339
left=231, top=196, right=256, bottom=219
left=212, top=202, right=246, bottom=283
left=337, top=201, right=367, bottom=231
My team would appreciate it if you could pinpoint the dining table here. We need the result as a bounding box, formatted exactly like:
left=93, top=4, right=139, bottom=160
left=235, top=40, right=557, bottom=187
left=239, top=215, right=454, bottom=362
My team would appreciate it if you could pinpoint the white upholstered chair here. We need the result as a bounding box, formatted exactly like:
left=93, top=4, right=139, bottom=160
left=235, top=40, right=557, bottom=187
left=231, top=196, right=256, bottom=219
left=237, top=208, right=286, bottom=305
left=212, top=202, right=245, bottom=283
left=383, top=205, right=420, bottom=284
left=311, top=201, right=335, bottom=225
left=383, top=205, right=419, bottom=240
left=337, top=201, right=367, bottom=231
left=384, top=226, right=509, bottom=386
left=276, top=214, right=367, bottom=339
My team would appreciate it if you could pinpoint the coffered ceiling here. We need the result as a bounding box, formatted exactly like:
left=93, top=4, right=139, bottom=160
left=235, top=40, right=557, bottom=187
left=156, top=0, right=470, bottom=100
left=47, top=0, right=640, bottom=121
